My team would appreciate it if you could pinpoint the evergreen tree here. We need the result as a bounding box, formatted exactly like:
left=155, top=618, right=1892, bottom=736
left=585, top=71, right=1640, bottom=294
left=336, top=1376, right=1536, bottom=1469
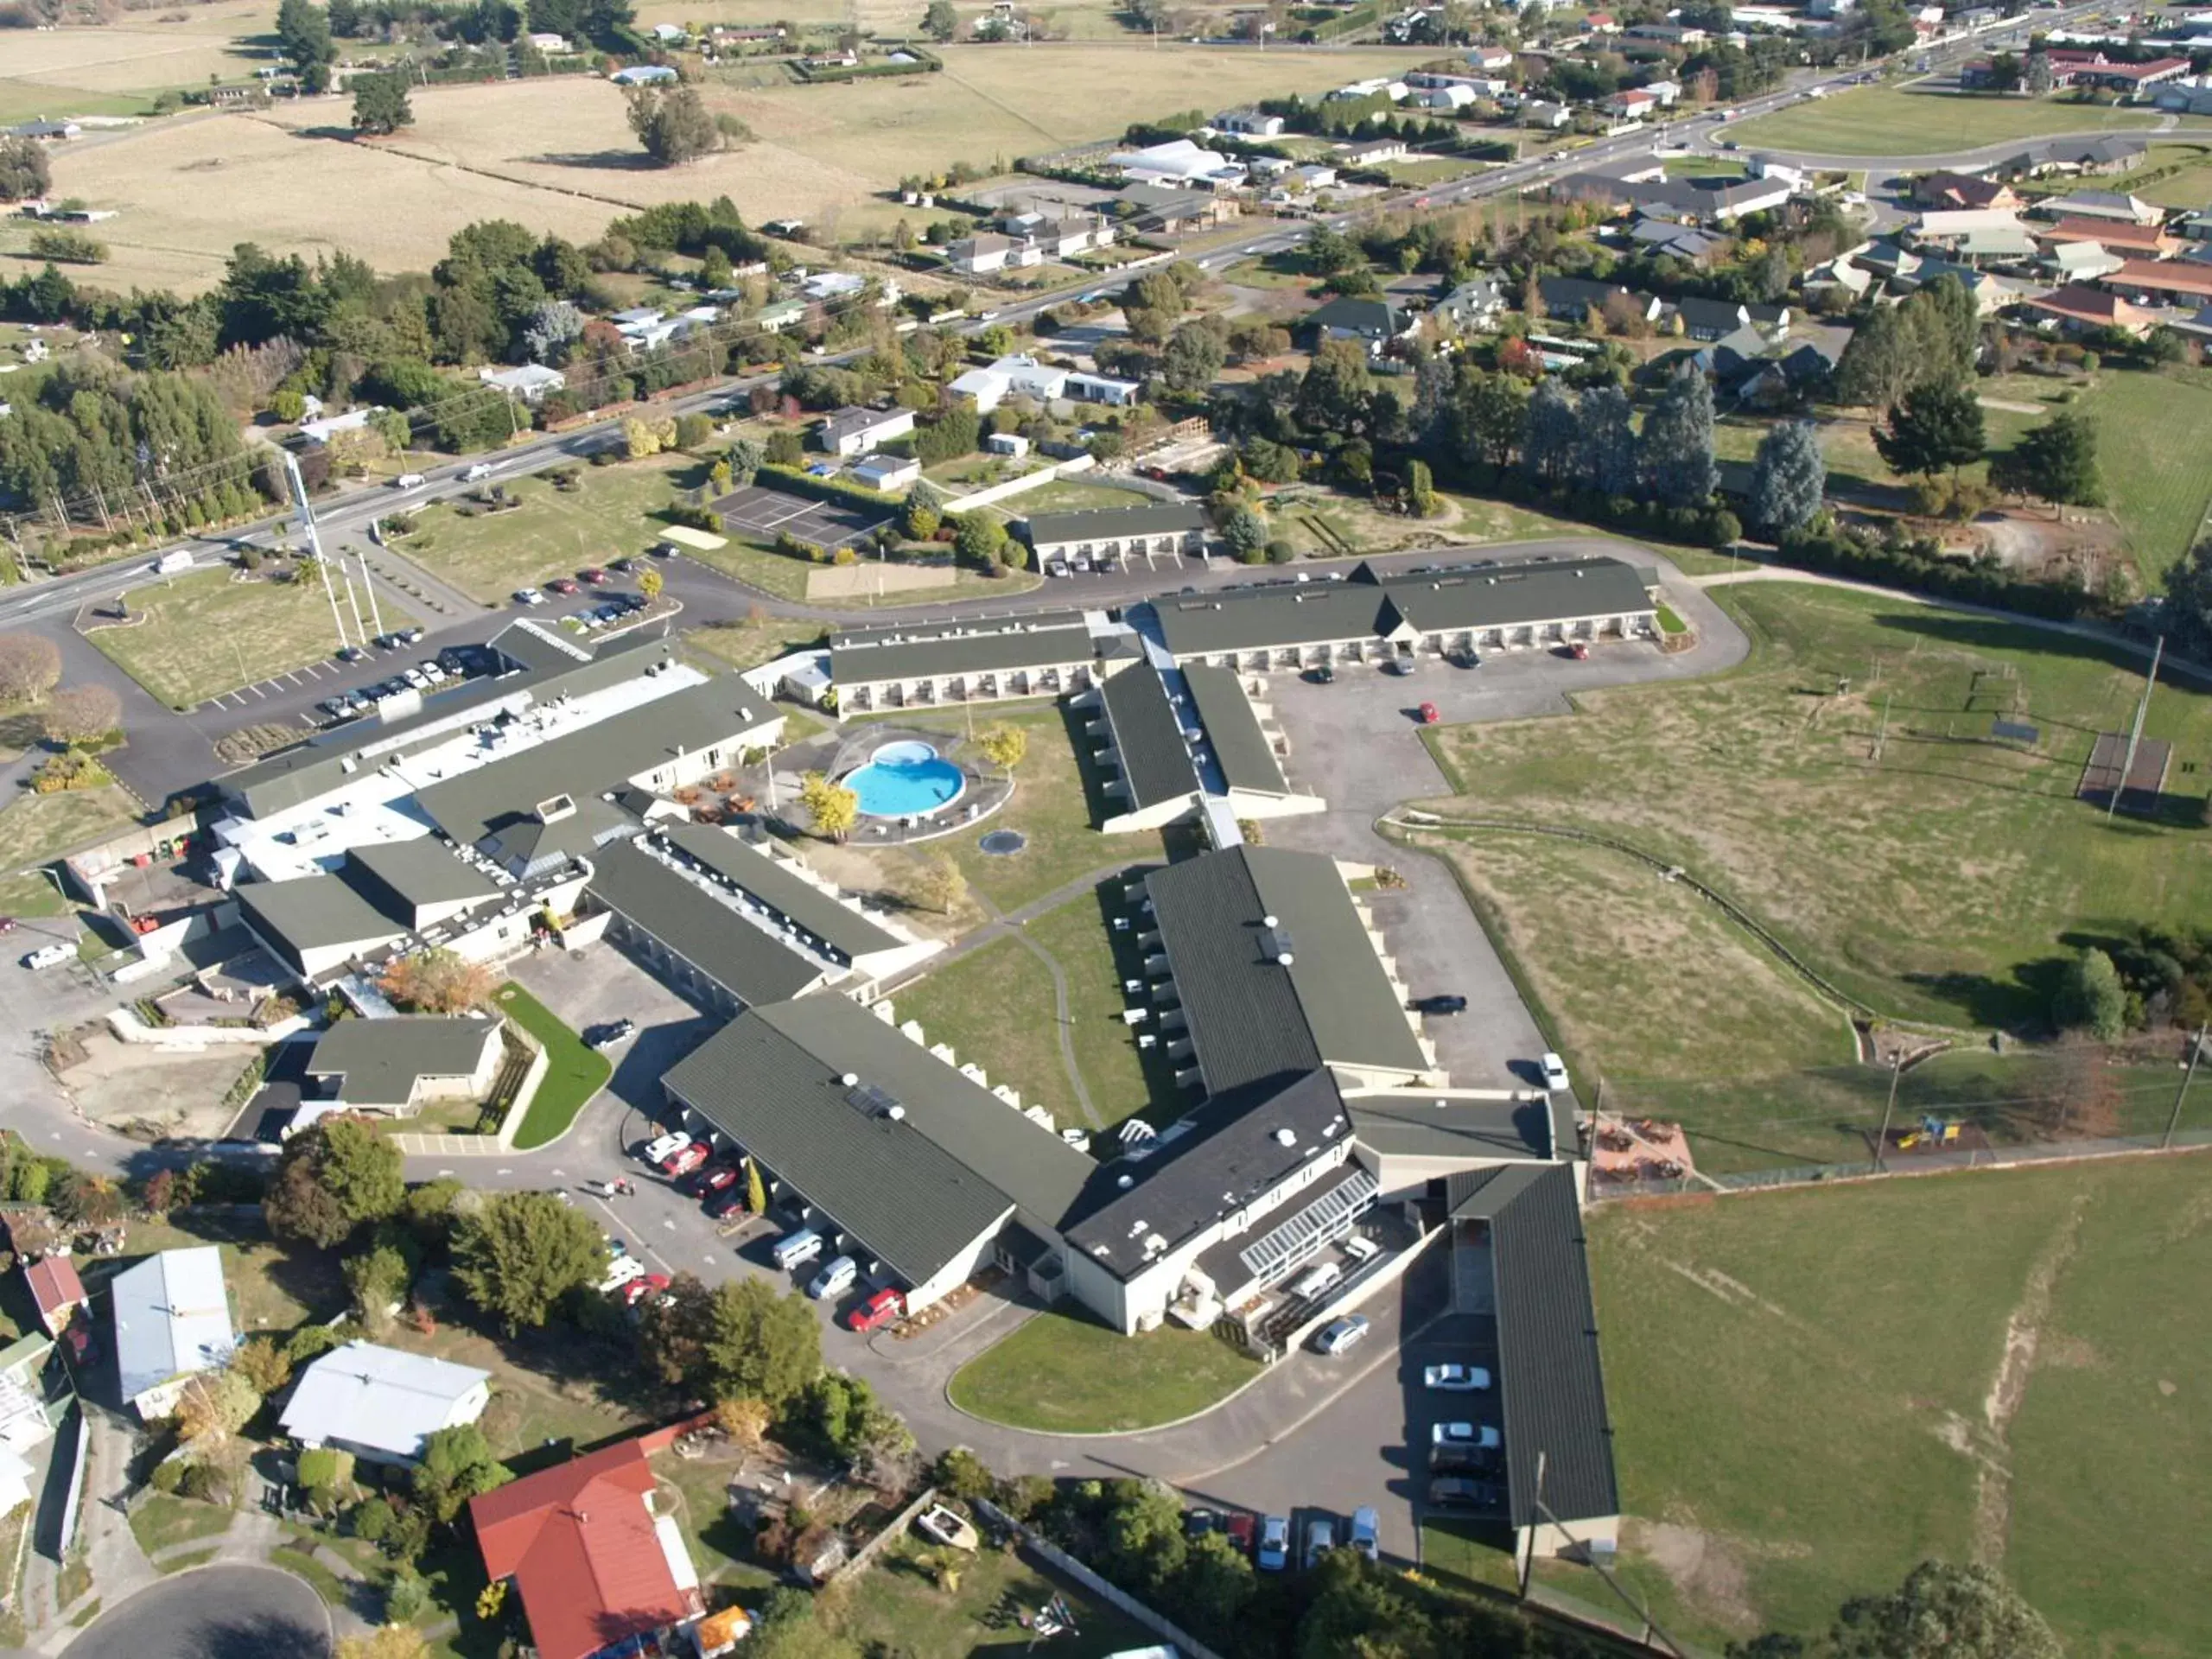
left=1874, top=382, right=1984, bottom=479
left=1640, top=363, right=1717, bottom=508
left=350, top=71, right=414, bottom=136
left=276, top=0, right=336, bottom=91
left=1574, top=382, right=1638, bottom=496
left=1520, top=379, right=1578, bottom=486
left=1990, top=409, right=2101, bottom=510
left=1749, top=420, right=1827, bottom=537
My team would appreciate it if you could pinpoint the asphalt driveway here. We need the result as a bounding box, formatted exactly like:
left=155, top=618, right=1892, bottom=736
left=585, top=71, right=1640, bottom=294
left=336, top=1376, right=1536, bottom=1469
left=62, top=1563, right=332, bottom=1659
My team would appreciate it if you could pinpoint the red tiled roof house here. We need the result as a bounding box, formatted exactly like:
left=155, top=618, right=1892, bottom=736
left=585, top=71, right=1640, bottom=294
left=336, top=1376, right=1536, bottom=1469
left=469, top=1431, right=704, bottom=1659
left=24, top=1257, right=86, bottom=1338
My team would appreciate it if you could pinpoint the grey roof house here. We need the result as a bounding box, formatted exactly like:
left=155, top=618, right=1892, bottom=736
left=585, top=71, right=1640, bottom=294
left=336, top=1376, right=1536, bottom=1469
left=1300, top=296, right=1417, bottom=356
left=301, top=1016, right=503, bottom=1116
left=280, top=1341, right=492, bottom=1465
left=113, top=1247, right=234, bottom=1419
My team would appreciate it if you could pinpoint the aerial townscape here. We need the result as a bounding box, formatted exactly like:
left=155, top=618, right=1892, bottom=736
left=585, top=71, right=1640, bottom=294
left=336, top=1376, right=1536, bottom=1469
left=1, top=0, right=2211, bottom=1655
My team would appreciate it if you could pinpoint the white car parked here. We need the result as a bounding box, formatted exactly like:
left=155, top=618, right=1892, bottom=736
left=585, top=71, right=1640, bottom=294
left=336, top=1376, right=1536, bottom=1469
left=21, top=943, right=71, bottom=971
left=1424, top=1363, right=1493, bottom=1392
left=598, top=1255, right=646, bottom=1294
left=640, top=1130, right=692, bottom=1166
left=1540, top=1052, right=1570, bottom=1091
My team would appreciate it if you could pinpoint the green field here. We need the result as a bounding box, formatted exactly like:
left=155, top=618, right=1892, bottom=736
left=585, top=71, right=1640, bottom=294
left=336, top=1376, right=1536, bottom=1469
left=391, top=460, right=697, bottom=606
left=948, top=1306, right=1262, bottom=1433
left=1421, top=580, right=2212, bottom=1038
left=1475, top=1155, right=2212, bottom=1659
left=823, top=1530, right=1159, bottom=1656
left=86, top=565, right=408, bottom=709
left=2124, top=141, right=2212, bottom=208
left=1731, top=86, right=2183, bottom=157
left=498, top=981, right=612, bottom=1150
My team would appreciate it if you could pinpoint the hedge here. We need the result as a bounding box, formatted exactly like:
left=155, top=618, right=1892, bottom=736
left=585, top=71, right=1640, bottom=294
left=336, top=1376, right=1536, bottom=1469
left=793, top=47, right=940, bottom=81
left=754, top=463, right=900, bottom=512
left=1774, top=528, right=2094, bottom=622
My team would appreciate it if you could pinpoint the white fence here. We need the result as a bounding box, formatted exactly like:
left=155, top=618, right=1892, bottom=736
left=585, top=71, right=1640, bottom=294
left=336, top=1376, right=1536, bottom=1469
left=943, top=454, right=1099, bottom=514
left=975, top=1497, right=1224, bottom=1659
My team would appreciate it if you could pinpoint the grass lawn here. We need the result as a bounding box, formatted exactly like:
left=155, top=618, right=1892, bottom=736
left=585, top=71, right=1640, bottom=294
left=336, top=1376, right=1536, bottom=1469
left=2125, top=141, right=2212, bottom=209
left=497, top=981, right=612, bottom=1151
left=649, top=1448, right=781, bottom=1594
left=948, top=1306, right=1262, bottom=1433
left=1730, top=86, right=2185, bottom=156
left=1487, top=1155, right=2212, bottom=1658
left=1422, top=580, right=2212, bottom=1035
left=1025, top=881, right=1171, bottom=1133
left=997, top=479, right=1163, bottom=518
left=86, top=567, right=410, bottom=709
left=270, top=1544, right=350, bottom=1608
left=1378, top=156, right=1485, bottom=186
left=0, top=786, right=138, bottom=874
left=1663, top=156, right=1747, bottom=179
left=1269, top=486, right=1575, bottom=564
left=2026, top=366, right=2212, bottom=584
left=821, top=1531, right=1160, bottom=1657
left=127, top=1492, right=234, bottom=1558
left=682, top=617, right=827, bottom=675
left=87, top=1215, right=344, bottom=1338
left=392, top=458, right=699, bottom=606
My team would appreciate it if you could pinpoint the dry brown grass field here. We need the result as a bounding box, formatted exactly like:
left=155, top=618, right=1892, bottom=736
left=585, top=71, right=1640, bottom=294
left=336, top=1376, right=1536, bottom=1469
left=16, top=43, right=1427, bottom=289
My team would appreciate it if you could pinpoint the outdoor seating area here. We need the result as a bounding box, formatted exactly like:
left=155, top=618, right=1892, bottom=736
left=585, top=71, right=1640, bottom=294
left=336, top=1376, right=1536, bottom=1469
left=1589, top=1116, right=1697, bottom=1187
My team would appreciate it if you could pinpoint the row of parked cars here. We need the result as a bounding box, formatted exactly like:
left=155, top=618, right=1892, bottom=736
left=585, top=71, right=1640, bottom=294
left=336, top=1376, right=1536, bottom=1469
left=635, top=1130, right=908, bottom=1333
left=1423, top=1360, right=1507, bottom=1513
left=1189, top=1504, right=1377, bottom=1573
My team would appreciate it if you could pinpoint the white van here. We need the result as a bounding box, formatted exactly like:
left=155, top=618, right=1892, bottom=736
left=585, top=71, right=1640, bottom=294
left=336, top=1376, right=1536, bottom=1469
left=151, top=550, right=193, bottom=575
left=392, top=473, right=427, bottom=489
left=1290, top=1261, right=1343, bottom=1301
left=772, top=1228, right=824, bottom=1271
left=807, top=1255, right=857, bottom=1300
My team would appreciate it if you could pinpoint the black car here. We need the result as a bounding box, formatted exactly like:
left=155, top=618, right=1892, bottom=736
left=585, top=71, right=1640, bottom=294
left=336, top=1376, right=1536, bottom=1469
left=1413, top=995, right=1468, bottom=1016
left=1306, top=664, right=1336, bottom=684
left=1427, top=1476, right=1505, bottom=1512
left=1182, top=1508, right=1219, bottom=1541
left=1430, top=1443, right=1503, bottom=1476
left=703, top=1185, right=748, bottom=1220
left=586, top=1018, right=638, bottom=1051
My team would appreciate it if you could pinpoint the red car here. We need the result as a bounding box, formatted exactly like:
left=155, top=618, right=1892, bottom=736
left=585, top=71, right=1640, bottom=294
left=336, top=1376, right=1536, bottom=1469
left=621, top=1272, right=672, bottom=1307
left=581, top=566, right=608, bottom=584
left=1223, top=1510, right=1257, bottom=1556
left=696, top=1166, right=741, bottom=1197
left=1569, top=642, right=1591, bottom=661
left=1417, top=701, right=1440, bottom=725
left=847, top=1287, right=905, bottom=1332
left=660, top=1141, right=710, bottom=1178
left=547, top=576, right=580, bottom=595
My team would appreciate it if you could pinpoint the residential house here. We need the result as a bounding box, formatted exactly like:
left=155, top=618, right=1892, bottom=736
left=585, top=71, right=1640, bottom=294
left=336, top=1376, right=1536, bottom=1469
left=2103, top=257, right=2212, bottom=303
left=986, top=431, right=1030, bottom=458
left=1435, top=276, right=1510, bottom=334
left=279, top=1341, right=492, bottom=1466
left=1117, top=184, right=1239, bottom=232
left=1341, top=137, right=1411, bottom=167
left=0, top=1334, right=57, bottom=1514
left=300, top=1017, right=501, bottom=1119
left=609, top=64, right=679, bottom=85
left=816, top=405, right=917, bottom=457
left=1413, top=83, right=1478, bottom=111
left=476, top=364, right=566, bottom=404
left=1737, top=336, right=1844, bottom=404
left=1467, top=44, right=1516, bottom=69
left=1025, top=503, right=1210, bottom=568
left=2000, top=138, right=2150, bottom=179
left=1643, top=78, right=1681, bottom=105
left=851, top=453, right=921, bottom=492
left=1599, top=88, right=1658, bottom=122
left=1673, top=296, right=1757, bottom=340
left=2041, top=239, right=2127, bottom=283
left=2024, top=283, right=2152, bottom=337
left=1300, top=296, right=1418, bottom=357
left=1624, top=20, right=1705, bottom=44
left=1215, top=109, right=1285, bottom=137
left=1523, top=100, right=1573, bottom=130
left=1630, top=217, right=1725, bottom=263
left=1913, top=170, right=2019, bottom=211
left=2032, top=216, right=2180, bottom=258
left=945, top=232, right=1041, bottom=276
left=23, top=1256, right=86, bottom=1339
left=948, top=353, right=1068, bottom=412
left=1535, top=275, right=1662, bottom=327
left=2035, top=188, right=2160, bottom=224
left=753, top=297, right=807, bottom=333
left=470, top=1431, right=706, bottom=1659
left=1291, top=163, right=1340, bottom=193
left=7, top=119, right=80, bottom=142
left=113, top=1247, right=234, bottom=1420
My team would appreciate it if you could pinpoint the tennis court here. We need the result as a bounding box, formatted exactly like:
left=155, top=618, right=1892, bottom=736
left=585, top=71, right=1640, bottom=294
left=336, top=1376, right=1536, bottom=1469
left=710, top=483, right=891, bottom=550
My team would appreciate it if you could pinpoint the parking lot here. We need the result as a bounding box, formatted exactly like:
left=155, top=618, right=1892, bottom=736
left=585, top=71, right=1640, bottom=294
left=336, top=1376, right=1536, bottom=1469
left=709, top=483, right=891, bottom=551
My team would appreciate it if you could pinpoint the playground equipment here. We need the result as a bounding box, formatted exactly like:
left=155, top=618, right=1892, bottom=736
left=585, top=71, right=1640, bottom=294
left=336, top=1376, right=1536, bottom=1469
left=1896, top=1115, right=1961, bottom=1152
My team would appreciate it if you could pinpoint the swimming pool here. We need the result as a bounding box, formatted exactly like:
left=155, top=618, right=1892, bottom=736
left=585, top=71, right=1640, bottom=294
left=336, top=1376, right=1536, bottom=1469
left=845, top=740, right=966, bottom=817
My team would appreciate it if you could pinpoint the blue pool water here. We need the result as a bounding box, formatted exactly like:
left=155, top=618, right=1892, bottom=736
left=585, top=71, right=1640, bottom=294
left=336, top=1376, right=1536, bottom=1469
left=846, top=740, right=965, bottom=817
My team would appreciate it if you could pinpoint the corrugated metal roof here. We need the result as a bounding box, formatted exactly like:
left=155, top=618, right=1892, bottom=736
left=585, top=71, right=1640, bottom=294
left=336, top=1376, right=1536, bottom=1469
left=1181, top=665, right=1289, bottom=797
left=832, top=611, right=1088, bottom=650
left=1347, top=1093, right=1552, bottom=1162
left=830, top=621, right=1097, bottom=686
left=664, top=997, right=1096, bottom=1285
left=1099, top=662, right=1197, bottom=810
left=112, top=1247, right=233, bottom=1405
left=235, top=871, right=408, bottom=969
left=278, top=1340, right=490, bottom=1461
left=1445, top=1166, right=1618, bottom=1528
left=587, top=838, right=830, bottom=1007
left=1021, top=502, right=1208, bottom=548
left=304, top=1016, right=500, bottom=1109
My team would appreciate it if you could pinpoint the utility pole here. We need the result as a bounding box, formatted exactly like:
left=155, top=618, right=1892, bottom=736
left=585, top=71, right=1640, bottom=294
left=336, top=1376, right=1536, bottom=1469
left=1517, top=1449, right=1546, bottom=1599
left=2108, top=634, right=2163, bottom=820
left=281, top=450, right=352, bottom=656
left=354, top=541, right=386, bottom=642
left=1874, top=1052, right=1903, bottom=1172
left=2164, top=1022, right=2207, bottom=1150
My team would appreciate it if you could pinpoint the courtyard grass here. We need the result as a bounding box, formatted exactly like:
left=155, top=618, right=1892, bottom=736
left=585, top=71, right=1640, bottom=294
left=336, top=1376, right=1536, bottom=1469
left=948, top=1306, right=1262, bottom=1433
left=127, top=1492, right=234, bottom=1559
left=1421, top=581, right=2212, bottom=1038
left=1729, top=86, right=2187, bottom=156
left=1472, top=1155, right=2212, bottom=1658
left=1270, top=486, right=1574, bottom=564
left=821, top=1530, right=1160, bottom=1657
left=85, top=567, right=407, bottom=710
left=497, top=981, right=612, bottom=1152
left=682, top=616, right=827, bottom=676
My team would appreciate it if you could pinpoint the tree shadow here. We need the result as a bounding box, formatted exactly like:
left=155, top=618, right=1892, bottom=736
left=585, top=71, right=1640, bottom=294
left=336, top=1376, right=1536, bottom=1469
left=1900, top=953, right=2070, bottom=1032
left=526, top=150, right=664, bottom=173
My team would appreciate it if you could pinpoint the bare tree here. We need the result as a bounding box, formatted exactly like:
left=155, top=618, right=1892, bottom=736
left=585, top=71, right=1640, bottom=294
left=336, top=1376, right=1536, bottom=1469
left=0, top=634, right=61, bottom=706
left=43, top=684, right=121, bottom=747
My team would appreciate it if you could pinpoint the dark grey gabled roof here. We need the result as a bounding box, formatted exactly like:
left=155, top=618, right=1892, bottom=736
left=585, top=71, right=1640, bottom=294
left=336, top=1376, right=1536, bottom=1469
left=1347, top=1092, right=1553, bottom=1162
left=829, top=620, right=1098, bottom=686
left=1098, top=663, right=1198, bottom=810
left=1446, top=1165, right=1618, bottom=1529
left=414, top=677, right=766, bottom=851
left=586, top=837, right=831, bottom=1007
left=1303, top=296, right=1409, bottom=340
left=1142, top=846, right=1427, bottom=1096
left=653, top=822, right=900, bottom=960
left=344, top=840, right=500, bottom=920
left=234, top=874, right=407, bottom=969
left=304, top=1015, right=500, bottom=1109
left=664, top=995, right=1096, bottom=1286
left=1020, top=502, right=1208, bottom=548
left=832, top=611, right=1088, bottom=651
left=1181, top=665, right=1289, bottom=797
left=817, top=405, right=910, bottom=447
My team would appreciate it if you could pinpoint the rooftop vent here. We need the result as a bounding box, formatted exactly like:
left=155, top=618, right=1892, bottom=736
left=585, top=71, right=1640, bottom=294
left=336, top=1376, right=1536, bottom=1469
left=1116, top=1173, right=1135, bottom=1189
left=1274, top=1127, right=1298, bottom=1147
left=534, top=794, right=575, bottom=824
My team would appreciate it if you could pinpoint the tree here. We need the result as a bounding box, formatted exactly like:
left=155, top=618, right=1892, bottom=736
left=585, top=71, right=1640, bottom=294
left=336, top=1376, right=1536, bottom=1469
left=276, top=0, right=335, bottom=89
left=901, top=483, right=941, bottom=541
left=728, top=435, right=765, bottom=486
left=1640, top=363, right=1717, bottom=507
left=265, top=1118, right=404, bottom=1247
left=1222, top=503, right=1269, bottom=563
left=953, top=512, right=1007, bottom=567
left=413, top=1423, right=512, bottom=1522
left=297, top=1446, right=356, bottom=1504
left=1874, top=382, right=1984, bottom=479
left=230, top=1336, right=293, bottom=1395
left=377, top=947, right=495, bottom=1013
left=745, top=1156, right=767, bottom=1217
left=0, top=634, right=60, bottom=706
left=1991, top=409, right=2101, bottom=512
left=1749, top=421, right=1827, bottom=537
left=1520, top=380, right=1579, bottom=486
left=1162, top=321, right=1227, bottom=396
left=1823, top=1560, right=2063, bottom=1659
left=338, top=1630, right=432, bottom=1659
left=798, top=771, right=859, bottom=842
left=702, top=1277, right=822, bottom=1408
left=346, top=1242, right=416, bottom=1325
left=1574, top=382, right=1638, bottom=496
left=351, top=72, right=414, bottom=136
left=2024, top=49, right=2055, bottom=92
left=1406, top=458, right=1440, bottom=518
left=1295, top=339, right=1374, bottom=434
left=173, top=1370, right=258, bottom=1443
left=637, top=1272, right=719, bottom=1389
left=977, top=724, right=1027, bottom=777
left=1455, top=371, right=1529, bottom=472
left=626, top=85, right=721, bottom=167
left=910, top=851, right=965, bottom=913
left=55, top=1173, right=124, bottom=1227
left=923, top=0, right=958, bottom=35
left=2053, top=946, right=2126, bottom=1041
left=42, top=684, right=119, bottom=747
left=451, top=1191, right=606, bottom=1332
left=2164, top=537, right=2212, bottom=659
left=0, top=136, right=51, bottom=205
left=639, top=566, right=664, bottom=601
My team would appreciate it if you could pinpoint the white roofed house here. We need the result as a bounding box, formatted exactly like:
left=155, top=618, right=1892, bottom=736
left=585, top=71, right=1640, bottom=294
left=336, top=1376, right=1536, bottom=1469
left=1109, top=138, right=1244, bottom=190
left=112, top=1247, right=235, bottom=1421
left=478, top=364, right=567, bottom=404
left=280, top=1341, right=492, bottom=1466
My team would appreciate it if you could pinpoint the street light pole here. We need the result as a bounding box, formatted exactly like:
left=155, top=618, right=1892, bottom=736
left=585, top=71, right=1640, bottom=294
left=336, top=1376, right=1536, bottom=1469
left=1874, top=1052, right=1903, bottom=1172
left=2163, top=1022, right=2207, bottom=1151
